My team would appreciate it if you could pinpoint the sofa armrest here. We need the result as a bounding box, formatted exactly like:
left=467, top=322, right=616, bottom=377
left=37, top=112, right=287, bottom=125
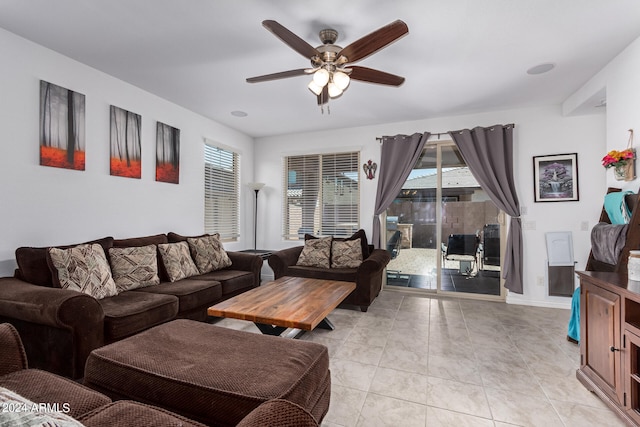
left=0, top=277, right=105, bottom=378
left=226, top=251, right=263, bottom=286
left=268, top=246, right=304, bottom=279
left=0, top=277, right=103, bottom=328
left=0, top=323, right=28, bottom=375
left=358, top=248, right=392, bottom=277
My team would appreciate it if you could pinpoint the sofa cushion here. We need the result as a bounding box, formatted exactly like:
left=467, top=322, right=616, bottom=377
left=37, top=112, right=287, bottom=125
left=15, top=236, right=114, bottom=287
left=286, top=265, right=358, bottom=282
left=78, top=401, right=208, bottom=427
left=332, top=229, right=370, bottom=259
left=157, top=242, right=199, bottom=282
left=0, top=369, right=111, bottom=419
left=0, top=386, right=85, bottom=426
left=113, top=234, right=169, bottom=282
left=108, top=245, right=160, bottom=292
left=112, top=234, right=168, bottom=248
left=331, top=238, right=363, bottom=268
left=135, top=279, right=222, bottom=313
left=166, top=231, right=205, bottom=243
left=98, top=291, right=178, bottom=341
left=192, top=269, right=255, bottom=296
left=83, top=319, right=331, bottom=426
left=48, top=244, right=118, bottom=300
left=296, top=237, right=331, bottom=268
left=187, top=234, right=232, bottom=273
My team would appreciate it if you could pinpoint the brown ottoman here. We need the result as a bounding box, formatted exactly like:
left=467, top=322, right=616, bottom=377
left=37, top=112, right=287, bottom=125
left=83, top=319, right=330, bottom=427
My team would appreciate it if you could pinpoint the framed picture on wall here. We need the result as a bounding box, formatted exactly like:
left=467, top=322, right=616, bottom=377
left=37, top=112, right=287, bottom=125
left=533, top=153, right=579, bottom=202
left=39, top=80, right=86, bottom=170
left=155, top=121, right=180, bottom=184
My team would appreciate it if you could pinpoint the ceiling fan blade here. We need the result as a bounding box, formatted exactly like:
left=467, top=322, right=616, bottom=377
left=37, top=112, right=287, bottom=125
left=349, top=66, right=405, bottom=86
left=246, top=68, right=309, bottom=83
left=262, top=20, right=320, bottom=59
left=338, top=20, right=408, bottom=64
left=317, top=85, right=329, bottom=105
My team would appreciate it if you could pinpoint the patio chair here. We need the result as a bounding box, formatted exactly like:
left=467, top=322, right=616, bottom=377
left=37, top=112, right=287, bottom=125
left=443, top=233, right=480, bottom=276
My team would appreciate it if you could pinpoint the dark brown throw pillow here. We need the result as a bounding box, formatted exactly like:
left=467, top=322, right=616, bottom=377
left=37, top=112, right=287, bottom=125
left=112, top=234, right=168, bottom=248
left=167, top=232, right=207, bottom=243
left=15, top=236, right=114, bottom=287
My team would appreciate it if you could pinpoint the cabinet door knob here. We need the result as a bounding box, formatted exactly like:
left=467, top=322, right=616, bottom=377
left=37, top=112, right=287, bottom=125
left=610, top=346, right=620, bottom=352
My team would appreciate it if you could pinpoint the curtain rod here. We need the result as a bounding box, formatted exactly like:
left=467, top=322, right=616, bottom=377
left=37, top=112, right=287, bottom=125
left=375, top=123, right=516, bottom=142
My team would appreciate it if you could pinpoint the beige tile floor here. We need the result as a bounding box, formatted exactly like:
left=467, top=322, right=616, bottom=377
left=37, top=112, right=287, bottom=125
left=216, top=290, right=625, bottom=427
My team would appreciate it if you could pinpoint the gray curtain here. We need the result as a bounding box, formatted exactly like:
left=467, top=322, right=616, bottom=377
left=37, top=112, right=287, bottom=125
left=372, top=133, right=429, bottom=249
left=449, top=125, right=523, bottom=294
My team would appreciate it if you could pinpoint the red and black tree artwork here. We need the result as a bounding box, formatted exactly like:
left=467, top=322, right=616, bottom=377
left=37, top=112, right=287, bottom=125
left=110, top=106, right=142, bottom=179
left=39, top=81, right=86, bottom=170
left=156, top=122, right=180, bottom=184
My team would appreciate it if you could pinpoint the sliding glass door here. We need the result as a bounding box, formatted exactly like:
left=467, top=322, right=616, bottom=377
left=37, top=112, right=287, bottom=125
left=385, top=141, right=505, bottom=299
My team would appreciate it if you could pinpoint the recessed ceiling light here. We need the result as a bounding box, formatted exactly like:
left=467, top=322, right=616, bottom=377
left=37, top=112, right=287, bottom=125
left=230, top=110, right=248, bottom=117
left=526, top=63, right=555, bottom=75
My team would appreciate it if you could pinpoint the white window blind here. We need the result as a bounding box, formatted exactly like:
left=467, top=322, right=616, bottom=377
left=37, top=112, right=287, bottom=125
left=204, top=144, right=239, bottom=241
left=283, top=151, right=359, bottom=240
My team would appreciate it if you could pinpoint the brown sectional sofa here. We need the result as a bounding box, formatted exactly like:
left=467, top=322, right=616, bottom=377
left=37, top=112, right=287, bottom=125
left=268, top=230, right=391, bottom=312
left=0, top=233, right=263, bottom=379
left=0, top=323, right=320, bottom=427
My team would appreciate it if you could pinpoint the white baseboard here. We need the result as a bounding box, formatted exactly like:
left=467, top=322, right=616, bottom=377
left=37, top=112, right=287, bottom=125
left=506, top=293, right=572, bottom=310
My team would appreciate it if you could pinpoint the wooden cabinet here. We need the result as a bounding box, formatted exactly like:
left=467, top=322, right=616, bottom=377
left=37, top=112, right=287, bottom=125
left=577, top=271, right=640, bottom=426
left=626, top=329, right=640, bottom=424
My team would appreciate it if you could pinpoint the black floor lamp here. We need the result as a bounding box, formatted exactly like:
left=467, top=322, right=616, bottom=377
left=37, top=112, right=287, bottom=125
left=247, top=182, right=265, bottom=250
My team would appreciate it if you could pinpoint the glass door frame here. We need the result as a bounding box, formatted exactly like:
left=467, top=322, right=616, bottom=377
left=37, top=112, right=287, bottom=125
left=383, top=139, right=507, bottom=302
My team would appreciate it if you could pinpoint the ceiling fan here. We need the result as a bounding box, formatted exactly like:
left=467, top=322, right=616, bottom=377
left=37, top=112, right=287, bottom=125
left=246, top=19, right=409, bottom=106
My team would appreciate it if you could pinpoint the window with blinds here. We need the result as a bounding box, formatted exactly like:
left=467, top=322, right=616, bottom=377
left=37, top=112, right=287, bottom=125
left=283, top=151, right=359, bottom=240
left=204, top=144, right=239, bottom=241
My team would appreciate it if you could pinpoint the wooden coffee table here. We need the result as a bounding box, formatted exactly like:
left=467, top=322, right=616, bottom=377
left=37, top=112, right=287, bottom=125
left=208, top=276, right=356, bottom=337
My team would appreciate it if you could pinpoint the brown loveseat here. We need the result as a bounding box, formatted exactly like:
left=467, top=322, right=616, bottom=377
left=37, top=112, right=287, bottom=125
left=0, top=233, right=262, bottom=379
left=268, top=229, right=391, bottom=312
left=0, top=323, right=320, bottom=427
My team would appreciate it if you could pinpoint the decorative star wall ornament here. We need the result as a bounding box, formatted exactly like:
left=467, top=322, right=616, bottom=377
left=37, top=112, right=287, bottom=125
left=363, top=160, right=377, bottom=180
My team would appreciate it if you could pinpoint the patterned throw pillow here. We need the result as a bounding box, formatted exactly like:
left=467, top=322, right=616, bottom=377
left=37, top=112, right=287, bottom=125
left=157, top=242, right=200, bottom=282
left=0, top=386, right=84, bottom=427
left=331, top=238, right=363, bottom=268
left=296, top=237, right=331, bottom=268
left=187, top=234, right=232, bottom=274
left=48, top=243, right=117, bottom=300
left=108, top=244, right=160, bottom=292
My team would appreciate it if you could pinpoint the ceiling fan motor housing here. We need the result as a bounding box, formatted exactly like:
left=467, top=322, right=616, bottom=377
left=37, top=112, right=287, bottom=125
left=319, top=28, right=338, bottom=44
left=311, top=44, right=344, bottom=68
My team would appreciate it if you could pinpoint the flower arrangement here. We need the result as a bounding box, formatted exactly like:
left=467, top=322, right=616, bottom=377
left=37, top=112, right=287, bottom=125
left=602, top=149, right=635, bottom=168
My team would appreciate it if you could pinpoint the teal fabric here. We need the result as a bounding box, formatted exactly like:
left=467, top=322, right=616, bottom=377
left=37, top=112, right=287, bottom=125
left=604, top=191, right=633, bottom=224
left=567, top=286, right=580, bottom=342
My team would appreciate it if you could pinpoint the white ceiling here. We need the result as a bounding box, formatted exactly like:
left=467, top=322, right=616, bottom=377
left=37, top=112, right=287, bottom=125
left=1, top=0, right=640, bottom=138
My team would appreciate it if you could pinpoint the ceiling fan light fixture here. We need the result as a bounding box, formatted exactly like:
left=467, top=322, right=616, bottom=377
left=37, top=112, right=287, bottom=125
left=328, top=82, right=343, bottom=98
left=313, top=68, right=330, bottom=87
left=308, top=80, right=323, bottom=95
left=333, top=71, right=350, bottom=90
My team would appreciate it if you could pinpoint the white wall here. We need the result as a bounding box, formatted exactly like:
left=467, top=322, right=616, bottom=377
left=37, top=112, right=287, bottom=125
left=255, top=105, right=606, bottom=308
left=0, top=28, right=256, bottom=276
left=6, top=22, right=638, bottom=309
left=565, top=36, right=640, bottom=191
